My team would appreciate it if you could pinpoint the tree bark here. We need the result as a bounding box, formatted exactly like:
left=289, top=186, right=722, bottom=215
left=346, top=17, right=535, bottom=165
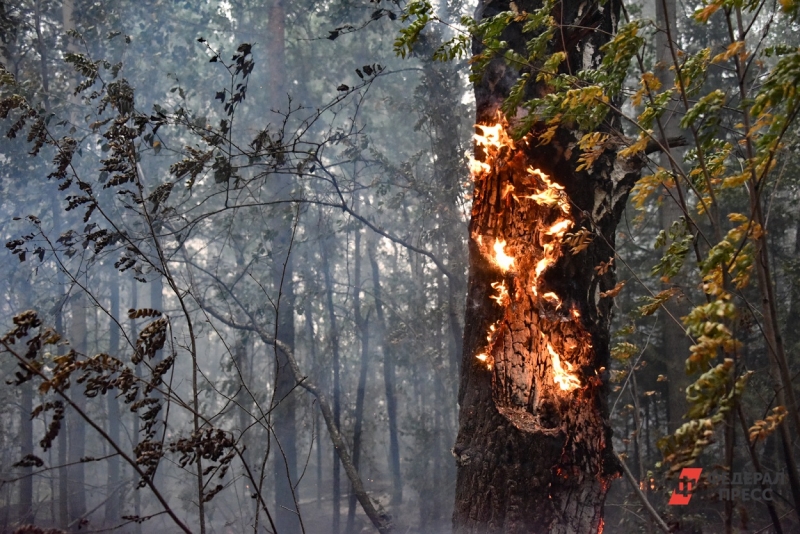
left=55, top=259, right=69, bottom=529
left=654, top=0, right=691, bottom=435
left=263, top=4, right=300, bottom=530
left=321, top=234, right=342, bottom=533
left=347, top=226, right=370, bottom=532
left=129, top=277, right=142, bottom=534
left=67, top=292, right=87, bottom=528
left=368, top=237, right=403, bottom=506
left=104, top=270, right=122, bottom=525
left=453, top=1, right=634, bottom=531
left=271, top=223, right=299, bottom=534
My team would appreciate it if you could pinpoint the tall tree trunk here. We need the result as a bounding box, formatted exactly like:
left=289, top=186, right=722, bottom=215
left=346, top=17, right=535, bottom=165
left=302, top=299, right=323, bottom=507
left=104, top=271, right=122, bottom=525
left=347, top=227, right=370, bottom=532
left=453, top=1, right=634, bottom=531
left=129, top=278, right=141, bottom=534
left=19, top=334, right=34, bottom=525
left=61, top=2, right=87, bottom=526
left=321, top=233, right=341, bottom=533
left=263, top=3, right=299, bottom=531
left=271, top=229, right=299, bottom=534
left=53, top=201, right=69, bottom=528
left=67, top=291, right=88, bottom=528
left=233, top=326, right=252, bottom=529
left=147, top=271, right=166, bottom=497
left=654, top=0, right=691, bottom=435
left=16, top=274, right=34, bottom=525
left=368, top=237, right=403, bottom=506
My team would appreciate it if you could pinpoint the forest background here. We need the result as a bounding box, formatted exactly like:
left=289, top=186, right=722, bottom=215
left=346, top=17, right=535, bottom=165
left=0, top=0, right=799, bottom=533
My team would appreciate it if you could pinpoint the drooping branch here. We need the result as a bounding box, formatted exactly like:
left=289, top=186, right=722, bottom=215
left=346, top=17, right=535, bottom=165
left=0, top=336, right=193, bottom=534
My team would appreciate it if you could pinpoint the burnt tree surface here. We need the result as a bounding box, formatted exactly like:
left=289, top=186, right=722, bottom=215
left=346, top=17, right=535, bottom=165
left=452, top=0, right=640, bottom=532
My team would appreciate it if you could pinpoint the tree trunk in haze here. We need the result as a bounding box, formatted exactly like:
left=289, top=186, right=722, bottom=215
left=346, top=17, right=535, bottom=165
left=129, top=278, right=142, bottom=534
left=654, top=0, right=691, bottom=436
left=104, top=272, right=122, bottom=524
left=52, top=201, right=69, bottom=528
left=264, top=4, right=300, bottom=531
left=347, top=227, right=370, bottom=532
left=452, top=1, right=636, bottom=531
left=67, top=292, right=87, bottom=528
left=321, top=233, right=341, bottom=533
left=368, top=238, right=403, bottom=506
left=18, top=277, right=34, bottom=525
left=271, top=229, right=299, bottom=534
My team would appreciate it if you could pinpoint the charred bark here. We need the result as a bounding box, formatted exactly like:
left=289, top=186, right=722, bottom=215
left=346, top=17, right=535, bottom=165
left=453, top=1, right=639, bottom=532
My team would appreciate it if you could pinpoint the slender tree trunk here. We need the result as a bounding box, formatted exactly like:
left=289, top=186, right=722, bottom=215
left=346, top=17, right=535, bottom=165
left=347, top=227, right=370, bottom=532
left=16, top=269, right=34, bottom=525
left=368, top=237, right=403, bottom=505
left=19, top=357, right=34, bottom=525
left=60, top=3, right=87, bottom=526
left=271, top=232, right=299, bottom=534
left=67, top=291, right=87, bottom=529
left=52, top=201, right=69, bottom=528
left=104, top=271, right=122, bottom=525
left=232, top=326, right=252, bottom=529
left=654, top=0, right=691, bottom=435
left=321, top=233, right=341, bottom=533
left=262, top=3, right=299, bottom=530
left=453, top=1, right=634, bottom=531
left=129, top=278, right=141, bottom=534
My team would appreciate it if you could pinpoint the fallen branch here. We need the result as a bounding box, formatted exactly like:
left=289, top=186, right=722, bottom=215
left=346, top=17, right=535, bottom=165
left=617, top=452, right=671, bottom=533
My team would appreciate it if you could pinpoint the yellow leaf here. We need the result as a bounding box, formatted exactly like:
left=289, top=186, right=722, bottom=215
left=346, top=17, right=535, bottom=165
left=619, top=132, right=651, bottom=158
left=538, top=124, right=558, bottom=146
left=722, top=172, right=748, bottom=189
left=695, top=1, right=722, bottom=22
left=631, top=72, right=661, bottom=107
left=712, top=41, right=745, bottom=64
left=600, top=281, right=625, bottom=299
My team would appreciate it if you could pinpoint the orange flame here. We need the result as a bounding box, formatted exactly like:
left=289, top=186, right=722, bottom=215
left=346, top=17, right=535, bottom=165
left=475, top=352, right=493, bottom=370
left=493, top=239, right=515, bottom=272
left=547, top=343, right=581, bottom=392
left=491, top=281, right=509, bottom=306
left=474, top=123, right=513, bottom=151
left=468, top=157, right=491, bottom=176
left=526, top=167, right=571, bottom=214
left=472, top=119, right=587, bottom=394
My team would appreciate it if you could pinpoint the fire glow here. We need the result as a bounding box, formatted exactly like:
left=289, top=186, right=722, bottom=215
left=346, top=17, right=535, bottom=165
left=470, top=119, right=583, bottom=394
left=547, top=344, right=581, bottom=392
left=491, top=281, right=509, bottom=306
left=492, top=239, right=515, bottom=272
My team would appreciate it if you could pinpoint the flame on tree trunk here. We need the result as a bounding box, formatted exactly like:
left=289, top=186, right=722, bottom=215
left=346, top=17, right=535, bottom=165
left=453, top=1, right=640, bottom=532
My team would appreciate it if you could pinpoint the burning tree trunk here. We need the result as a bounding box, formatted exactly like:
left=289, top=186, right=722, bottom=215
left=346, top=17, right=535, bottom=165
left=452, top=1, right=639, bottom=532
